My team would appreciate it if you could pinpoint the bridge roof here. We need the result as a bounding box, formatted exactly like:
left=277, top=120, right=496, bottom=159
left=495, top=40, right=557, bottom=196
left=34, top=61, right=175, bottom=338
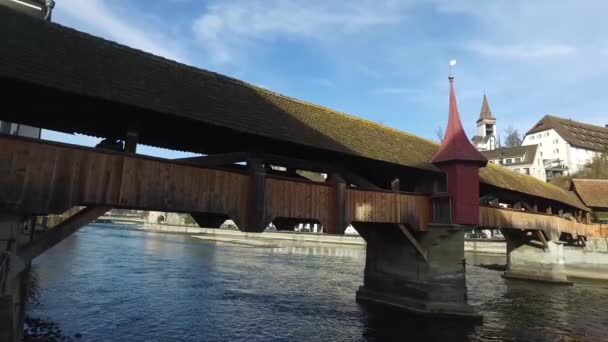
left=571, top=179, right=608, bottom=209
left=0, top=7, right=588, bottom=212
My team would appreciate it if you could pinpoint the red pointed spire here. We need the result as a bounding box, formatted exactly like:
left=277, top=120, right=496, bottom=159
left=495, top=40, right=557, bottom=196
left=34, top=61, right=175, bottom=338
left=432, top=76, right=487, bottom=166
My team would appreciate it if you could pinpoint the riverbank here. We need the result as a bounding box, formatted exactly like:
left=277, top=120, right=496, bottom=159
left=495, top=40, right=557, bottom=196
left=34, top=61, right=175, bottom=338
left=90, top=222, right=515, bottom=254
left=90, top=222, right=366, bottom=246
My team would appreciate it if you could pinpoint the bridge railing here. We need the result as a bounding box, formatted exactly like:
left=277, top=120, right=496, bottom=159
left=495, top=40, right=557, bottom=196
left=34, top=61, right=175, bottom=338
left=479, top=206, right=607, bottom=238
left=345, top=188, right=432, bottom=230
left=0, top=135, right=433, bottom=232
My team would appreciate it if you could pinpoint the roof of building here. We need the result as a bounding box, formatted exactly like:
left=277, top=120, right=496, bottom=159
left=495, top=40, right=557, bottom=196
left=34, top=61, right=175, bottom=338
left=472, top=135, right=492, bottom=144
left=571, top=179, right=608, bottom=209
left=527, top=115, right=608, bottom=152
left=432, top=77, right=487, bottom=165
left=477, top=94, right=495, bottom=122
left=0, top=6, right=589, bottom=212
left=481, top=145, right=538, bottom=166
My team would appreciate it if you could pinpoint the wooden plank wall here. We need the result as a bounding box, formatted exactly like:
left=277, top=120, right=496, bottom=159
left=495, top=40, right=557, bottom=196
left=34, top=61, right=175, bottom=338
left=0, top=137, right=436, bottom=232
left=118, top=157, right=249, bottom=226
left=345, top=189, right=432, bottom=230
left=479, top=206, right=607, bottom=238
left=0, top=137, right=123, bottom=214
left=0, top=137, right=250, bottom=226
left=264, top=177, right=332, bottom=226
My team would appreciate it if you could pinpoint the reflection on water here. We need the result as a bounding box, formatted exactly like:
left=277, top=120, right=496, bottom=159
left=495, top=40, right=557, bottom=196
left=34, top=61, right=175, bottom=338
left=27, top=226, right=608, bottom=342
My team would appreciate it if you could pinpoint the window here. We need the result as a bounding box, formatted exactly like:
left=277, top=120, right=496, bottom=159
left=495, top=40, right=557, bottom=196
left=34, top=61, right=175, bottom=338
left=540, top=143, right=542, bottom=146
left=554, top=149, right=559, bottom=153
left=506, top=158, right=513, bottom=164
left=530, top=135, right=535, bottom=140
left=524, top=168, right=530, bottom=175
left=553, top=139, right=558, bottom=144
left=537, top=134, right=541, bottom=138
left=0, top=121, right=10, bottom=135
left=515, top=157, right=522, bottom=163
left=545, top=132, right=550, bottom=136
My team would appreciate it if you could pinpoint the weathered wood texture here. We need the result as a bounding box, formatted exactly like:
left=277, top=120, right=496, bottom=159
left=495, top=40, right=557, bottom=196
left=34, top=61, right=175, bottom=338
left=345, top=188, right=432, bottom=231
left=0, top=136, right=249, bottom=226
left=19, top=206, right=111, bottom=263
left=0, top=138, right=122, bottom=214
left=479, top=206, right=607, bottom=238
left=118, top=157, right=249, bottom=227
left=264, top=177, right=332, bottom=227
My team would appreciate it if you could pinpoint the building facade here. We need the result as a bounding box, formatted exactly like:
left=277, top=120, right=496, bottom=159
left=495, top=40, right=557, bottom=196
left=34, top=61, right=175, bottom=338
left=481, top=145, right=546, bottom=182
left=471, top=95, right=497, bottom=151
left=0, top=121, right=41, bottom=138
left=522, top=115, right=608, bottom=177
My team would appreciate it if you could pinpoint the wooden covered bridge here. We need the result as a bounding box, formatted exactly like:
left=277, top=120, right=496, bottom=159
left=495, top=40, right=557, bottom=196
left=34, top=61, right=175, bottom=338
left=0, top=5, right=606, bottom=338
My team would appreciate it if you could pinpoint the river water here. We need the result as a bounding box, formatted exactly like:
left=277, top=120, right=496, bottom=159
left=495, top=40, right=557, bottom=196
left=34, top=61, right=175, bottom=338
left=27, top=226, right=608, bottom=342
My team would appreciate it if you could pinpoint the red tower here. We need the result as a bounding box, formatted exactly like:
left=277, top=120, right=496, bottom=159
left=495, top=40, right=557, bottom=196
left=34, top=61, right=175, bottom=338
left=432, top=75, right=487, bottom=225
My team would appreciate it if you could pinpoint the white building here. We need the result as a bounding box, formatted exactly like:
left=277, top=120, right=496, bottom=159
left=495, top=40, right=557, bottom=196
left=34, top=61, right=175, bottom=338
left=522, top=115, right=608, bottom=178
left=471, top=95, right=497, bottom=151
left=0, top=121, right=41, bottom=138
left=481, top=145, right=546, bottom=182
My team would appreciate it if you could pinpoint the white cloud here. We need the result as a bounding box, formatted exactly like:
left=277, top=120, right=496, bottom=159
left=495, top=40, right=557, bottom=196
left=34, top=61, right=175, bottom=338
left=192, top=0, right=409, bottom=63
left=468, top=42, right=576, bottom=60
left=55, top=0, right=187, bottom=63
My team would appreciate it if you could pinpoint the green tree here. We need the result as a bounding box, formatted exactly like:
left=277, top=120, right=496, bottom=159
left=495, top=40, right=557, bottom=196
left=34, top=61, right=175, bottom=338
left=550, top=150, right=608, bottom=189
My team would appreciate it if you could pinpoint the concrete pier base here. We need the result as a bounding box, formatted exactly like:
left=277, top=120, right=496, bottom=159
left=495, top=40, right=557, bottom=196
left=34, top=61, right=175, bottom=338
left=502, top=229, right=571, bottom=285
left=354, top=223, right=481, bottom=321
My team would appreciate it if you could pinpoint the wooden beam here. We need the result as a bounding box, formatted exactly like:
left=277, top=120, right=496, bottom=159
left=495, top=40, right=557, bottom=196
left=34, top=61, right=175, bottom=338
left=327, top=174, right=347, bottom=234
left=18, top=206, right=111, bottom=263
left=244, top=159, right=267, bottom=232
left=343, top=172, right=379, bottom=189
left=390, top=178, right=400, bottom=192
left=124, top=124, right=139, bottom=153
left=397, top=224, right=428, bottom=262
left=536, top=230, right=549, bottom=250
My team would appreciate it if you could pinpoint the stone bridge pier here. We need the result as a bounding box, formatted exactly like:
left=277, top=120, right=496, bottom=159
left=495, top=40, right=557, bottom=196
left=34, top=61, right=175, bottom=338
left=353, top=223, right=481, bottom=321
left=501, top=229, right=571, bottom=285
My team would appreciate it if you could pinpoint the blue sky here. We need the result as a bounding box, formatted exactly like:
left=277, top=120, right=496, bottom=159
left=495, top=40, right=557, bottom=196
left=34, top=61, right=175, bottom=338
left=45, top=0, right=608, bottom=158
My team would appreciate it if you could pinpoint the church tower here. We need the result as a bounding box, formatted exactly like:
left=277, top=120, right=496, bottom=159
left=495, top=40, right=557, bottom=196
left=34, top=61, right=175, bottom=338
left=471, top=95, right=497, bottom=151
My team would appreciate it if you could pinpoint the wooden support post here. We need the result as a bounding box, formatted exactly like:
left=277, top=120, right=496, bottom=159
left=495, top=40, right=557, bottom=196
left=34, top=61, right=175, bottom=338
left=532, top=203, right=539, bottom=212
left=558, top=209, right=564, bottom=216
left=18, top=206, right=111, bottom=263
left=327, top=174, right=347, bottom=235
left=490, top=198, right=499, bottom=207
left=245, top=159, right=267, bottom=233
left=397, top=224, right=428, bottom=262
left=390, top=178, right=400, bottom=192
left=124, top=125, right=139, bottom=153
left=536, top=230, right=549, bottom=250
left=546, top=206, right=553, bottom=215
left=513, top=202, right=522, bottom=210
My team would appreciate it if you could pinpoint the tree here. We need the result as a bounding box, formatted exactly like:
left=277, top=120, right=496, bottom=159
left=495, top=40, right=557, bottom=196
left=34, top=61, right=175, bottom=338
left=435, top=125, right=444, bottom=143
left=503, top=126, right=522, bottom=147
left=550, top=150, right=608, bottom=189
